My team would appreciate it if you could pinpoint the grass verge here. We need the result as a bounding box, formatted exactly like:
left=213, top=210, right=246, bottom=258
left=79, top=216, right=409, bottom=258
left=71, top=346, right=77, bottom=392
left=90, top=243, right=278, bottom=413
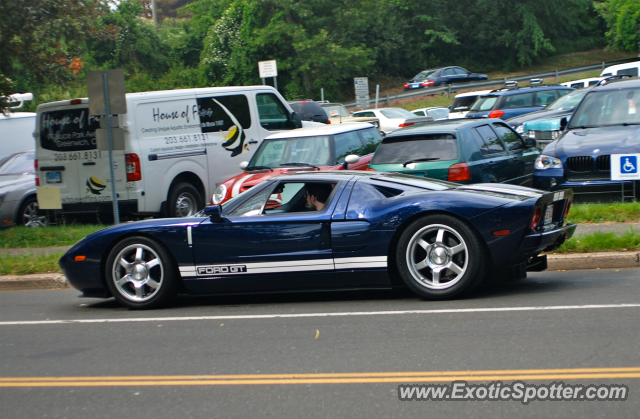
left=0, top=252, right=65, bottom=276
left=566, top=202, right=640, bottom=223
left=554, top=229, right=640, bottom=253
left=0, top=225, right=105, bottom=249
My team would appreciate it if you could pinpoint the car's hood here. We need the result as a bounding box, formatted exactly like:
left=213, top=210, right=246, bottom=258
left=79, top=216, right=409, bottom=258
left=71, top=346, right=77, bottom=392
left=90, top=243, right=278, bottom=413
left=551, top=125, right=640, bottom=156
left=507, top=109, right=573, bottom=127
left=0, top=174, right=35, bottom=194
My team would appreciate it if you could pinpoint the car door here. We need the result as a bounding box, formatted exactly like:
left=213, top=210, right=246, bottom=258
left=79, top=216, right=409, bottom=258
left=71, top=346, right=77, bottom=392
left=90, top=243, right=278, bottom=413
left=491, top=122, right=538, bottom=186
left=473, top=124, right=513, bottom=182
left=190, top=178, right=350, bottom=292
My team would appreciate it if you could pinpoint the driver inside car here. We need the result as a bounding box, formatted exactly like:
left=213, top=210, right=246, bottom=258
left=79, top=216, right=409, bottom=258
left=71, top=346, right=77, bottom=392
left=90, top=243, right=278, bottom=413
left=304, top=183, right=333, bottom=211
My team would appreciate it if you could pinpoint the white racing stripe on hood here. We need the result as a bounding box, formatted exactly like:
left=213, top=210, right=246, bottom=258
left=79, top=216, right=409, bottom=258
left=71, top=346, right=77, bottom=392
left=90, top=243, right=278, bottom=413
left=231, top=174, right=255, bottom=197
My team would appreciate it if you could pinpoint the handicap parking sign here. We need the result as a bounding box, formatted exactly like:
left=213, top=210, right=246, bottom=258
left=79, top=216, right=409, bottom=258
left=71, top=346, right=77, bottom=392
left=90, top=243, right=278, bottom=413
left=620, top=155, right=637, bottom=174
left=611, top=154, right=640, bottom=180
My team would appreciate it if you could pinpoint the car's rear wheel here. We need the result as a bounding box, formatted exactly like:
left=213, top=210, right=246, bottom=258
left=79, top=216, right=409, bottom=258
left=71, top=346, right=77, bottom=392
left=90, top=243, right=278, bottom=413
left=168, top=183, right=202, bottom=218
left=105, top=236, right=178, bottom=309
left=20, top=196, right=48, bottom=227
left=396, top=215, right=485, bottom=300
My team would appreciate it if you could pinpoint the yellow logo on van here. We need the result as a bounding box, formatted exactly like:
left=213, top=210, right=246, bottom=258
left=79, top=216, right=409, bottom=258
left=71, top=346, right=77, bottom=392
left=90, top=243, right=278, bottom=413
left=86, top=177, right=107, bottom=195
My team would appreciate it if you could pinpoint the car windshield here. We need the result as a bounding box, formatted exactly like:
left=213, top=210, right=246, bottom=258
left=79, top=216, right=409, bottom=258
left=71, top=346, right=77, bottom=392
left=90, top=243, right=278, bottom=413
left=0, top=152, right=34, bottom=175
left=412, top=70, right=436, bottom=79
left=569, top=88, right=640, bottom=128
left=469, top=96, right=498, bottom=112
left=322, top=105, right=350, bottom=118
left=546, top=89, right=588, bottom=111
left=371, top=134, right=458, bottom=164
left=248, top=136, right=333, bottom=168
left=380, top=108, right=414, bottom=119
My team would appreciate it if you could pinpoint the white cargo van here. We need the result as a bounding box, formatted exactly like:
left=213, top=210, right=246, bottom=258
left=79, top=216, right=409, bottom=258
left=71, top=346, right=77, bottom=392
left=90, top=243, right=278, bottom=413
left=35, top=86, right=306, bottom=219
left=600, top=61, right=640, bottom=77
left=0, top=112, right=36, bottom=160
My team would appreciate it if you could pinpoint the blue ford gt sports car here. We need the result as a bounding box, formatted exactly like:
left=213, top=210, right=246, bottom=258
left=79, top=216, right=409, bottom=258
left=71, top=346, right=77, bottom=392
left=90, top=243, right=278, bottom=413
left=60, top=172, right=576, bottom=309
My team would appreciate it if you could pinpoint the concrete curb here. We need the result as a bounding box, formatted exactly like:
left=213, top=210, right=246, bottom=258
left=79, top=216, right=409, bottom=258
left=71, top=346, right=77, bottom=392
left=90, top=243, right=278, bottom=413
left=0, top=252, right=638, bottom=291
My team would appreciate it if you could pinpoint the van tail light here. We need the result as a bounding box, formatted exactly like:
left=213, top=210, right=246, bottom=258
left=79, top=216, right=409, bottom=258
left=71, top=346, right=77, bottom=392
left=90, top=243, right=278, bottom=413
left=70, top=99, right=82, bottom=105
left=125, top=154, right=141, bottom=181
left=530, top=205, right=542, bottom=230
left=488, top=110, right=505, bottom=119
left=422, top=80, right=435, bottom=87
left=447, top=163, right=471, bottom=181
left=563, top=198, right=572, bottom=220
left=398, top=122, right=415, bottom=128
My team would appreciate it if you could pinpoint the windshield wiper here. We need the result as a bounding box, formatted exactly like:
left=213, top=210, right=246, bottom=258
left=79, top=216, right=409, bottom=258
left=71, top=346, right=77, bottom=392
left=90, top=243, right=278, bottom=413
left=280, top=162, right=319, bottom=169
left=246, top=165, right=273, bottom=171
left=403, top=158, right=440, bottom=167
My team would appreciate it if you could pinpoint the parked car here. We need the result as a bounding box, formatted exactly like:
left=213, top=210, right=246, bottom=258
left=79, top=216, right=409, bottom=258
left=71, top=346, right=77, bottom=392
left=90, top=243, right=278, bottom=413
left=60, top=170, right=575, bottom=309
left=411, top=107, right=450, bottom=120
left=533, top=78, right=640, bottom=203
left=561, top=77, right=605, bottom=89
left=287, top=100, right=329, bottom=124
left=319, top=102, right=380, bottom=130
left=506, top=87, right=592, bottom=144
left=0, top=113, right=36, bottom=160
left=465, top=80, right=574, bottom=120
left=211, top=123, right=383, bottom=205
left=351, top=108, right=433, bottom=134
left=404, top=67, right=488, bottom=90
left=0, top=150, right=47, bottom=227
left=600, top=61, right=640, bottom=77
left=368, top=119, right=540, bottom=186
left=448, top=90, right=493, bottom=119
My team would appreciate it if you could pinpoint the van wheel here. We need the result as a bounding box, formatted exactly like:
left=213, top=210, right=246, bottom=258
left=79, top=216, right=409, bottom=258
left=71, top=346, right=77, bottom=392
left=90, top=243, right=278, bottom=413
left=20, top=196, right=48, bottom=227
left=168, top=183, right=202, bottom=218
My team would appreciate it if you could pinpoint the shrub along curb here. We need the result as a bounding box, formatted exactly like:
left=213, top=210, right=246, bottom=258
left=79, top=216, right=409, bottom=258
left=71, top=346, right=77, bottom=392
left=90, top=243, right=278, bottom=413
left=0, top=252, right=638, bottom=291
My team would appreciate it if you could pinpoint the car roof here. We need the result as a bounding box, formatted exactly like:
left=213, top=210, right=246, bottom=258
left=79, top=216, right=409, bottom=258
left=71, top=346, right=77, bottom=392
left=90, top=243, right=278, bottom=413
left=454, top=90, right=493, bottom=98
left=588, top=77, right=640, bottom=92
left=383, top=118, right=504, bottom=137
left=485, top=85, right=573, bottom=97
left=264, top=122, right=373, bottom=139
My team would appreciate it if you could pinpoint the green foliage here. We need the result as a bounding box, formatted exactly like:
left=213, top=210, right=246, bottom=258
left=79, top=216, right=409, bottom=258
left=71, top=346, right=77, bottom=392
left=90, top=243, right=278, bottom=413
left=567, top=202, right=640, bottom=223
left=596, top=0, right=640, bottom=53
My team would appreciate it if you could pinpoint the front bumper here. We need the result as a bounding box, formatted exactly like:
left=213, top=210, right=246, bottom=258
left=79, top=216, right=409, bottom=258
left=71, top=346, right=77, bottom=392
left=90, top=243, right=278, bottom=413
left=520, top=223, right=577, bottom=254
left=533, top=171, right=639, bottom=203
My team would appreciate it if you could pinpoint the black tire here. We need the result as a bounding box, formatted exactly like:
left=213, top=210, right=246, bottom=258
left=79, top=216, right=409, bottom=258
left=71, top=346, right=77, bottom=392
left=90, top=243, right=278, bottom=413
left=104, top=236, right=178, bottom=309
left=168, top=182, right=202, bottom=218
left=395, top=214, right=486, bottom=300
left=19, top=196, right=48, bottom=227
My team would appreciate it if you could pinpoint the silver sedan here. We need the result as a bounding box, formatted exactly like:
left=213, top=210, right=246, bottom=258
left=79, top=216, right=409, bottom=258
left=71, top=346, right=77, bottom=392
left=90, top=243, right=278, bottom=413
left=0, top=151, right=48, bottom=227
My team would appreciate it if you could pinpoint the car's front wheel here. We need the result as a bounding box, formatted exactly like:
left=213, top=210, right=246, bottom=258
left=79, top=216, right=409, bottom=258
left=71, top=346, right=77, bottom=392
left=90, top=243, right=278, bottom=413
left=105, top=236, right=178, bottom=309
left=396, top=215, right=485, bottom=300
left=20, top=196, right=48, bottom=227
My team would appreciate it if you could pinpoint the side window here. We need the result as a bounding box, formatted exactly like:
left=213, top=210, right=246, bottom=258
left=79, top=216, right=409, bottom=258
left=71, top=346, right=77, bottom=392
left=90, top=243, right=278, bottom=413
left=443, top=68, right=455, bottom=76
left=474, top=125, right=506, bottom=155
left=413, top=111, right=425, bottom=116
left=354, top=111, right=375, bottom=117
left=502, top=93, right=534, bottom=109
left=359, top=128, right=383, bottom=155
left=588, top=80, right=599, bottom=86
left=256, top=93, right=292, bottom=131
left=534, top=91, right=558, bottom=107
left=229, top=185, right=274, bottom=217
left=557, top=90, right=571, bottom=97
left=570, top=82, right=584, bottom=89
left=492, top=123, right=525, bottom=151
left=197, top=94, right=251, bottom=132
left=618, top=67, right=639, bottom=77
left=467, top=129, right=488, bottom=161
left=454, top=68, right=468, bottom=75
left=334, top=131, right=365, bottom=163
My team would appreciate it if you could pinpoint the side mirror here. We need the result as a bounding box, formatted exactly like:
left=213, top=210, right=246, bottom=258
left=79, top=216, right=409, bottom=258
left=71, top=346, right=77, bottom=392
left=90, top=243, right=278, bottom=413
left=342, top=154, right=360, bottom=169
left=559, top=117, right=568, bottom=131
left=204, top=205, right=223, bottom=222
left=239, top=161, right=249, bottom=170
left=524, top=137, right=537, bottom=148
left=290, top=111, right=303, bottom=129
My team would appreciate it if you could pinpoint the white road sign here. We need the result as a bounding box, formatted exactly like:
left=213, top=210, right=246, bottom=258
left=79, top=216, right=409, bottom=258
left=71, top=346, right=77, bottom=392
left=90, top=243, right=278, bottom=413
left=611, top=153, right=640, bottom=180
left=355, top=78, right=369, bottom=108
left=258, top=60, right=278, bottom=78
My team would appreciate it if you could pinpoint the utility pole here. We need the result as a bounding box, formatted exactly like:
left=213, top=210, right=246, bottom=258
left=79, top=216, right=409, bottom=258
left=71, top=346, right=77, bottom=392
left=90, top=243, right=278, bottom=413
left=152, top=0, right=158, bottom=29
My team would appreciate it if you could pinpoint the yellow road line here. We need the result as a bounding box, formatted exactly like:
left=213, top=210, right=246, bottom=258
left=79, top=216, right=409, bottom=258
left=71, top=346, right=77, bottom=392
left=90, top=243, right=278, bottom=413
left=1, top=367, right=639, bottom=387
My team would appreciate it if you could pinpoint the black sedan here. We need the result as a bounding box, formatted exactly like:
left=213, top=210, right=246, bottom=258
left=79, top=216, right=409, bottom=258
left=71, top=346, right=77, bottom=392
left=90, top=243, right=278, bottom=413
left=404, top=67, right=488, bottom=90
left=60, top=171, right=575, bottom=309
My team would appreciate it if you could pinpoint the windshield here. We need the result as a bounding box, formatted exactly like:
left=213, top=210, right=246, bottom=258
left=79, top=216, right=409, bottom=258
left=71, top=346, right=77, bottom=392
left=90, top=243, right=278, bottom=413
left=371, top=134, right=458, bottom=165
left=412, top=70, right=436, bottom=80
left=469, top=96, right=498, bottom=112
left=0, top=152, right=34, bottom=175
left=546, top=89, right=588, bottom=111
left=322, top=105, right=350, bottom=118
left=380, top=108, right=414, bottom=119
left=248, top=136, right=332, bottom=168
left=569, top=88, right=640, bottom=128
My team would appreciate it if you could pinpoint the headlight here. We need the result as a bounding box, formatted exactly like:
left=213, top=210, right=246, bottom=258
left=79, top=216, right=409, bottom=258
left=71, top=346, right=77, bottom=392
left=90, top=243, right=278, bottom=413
left=551, top=130, right=561, bottom=140
left=534, top=155, right=563, bottom=170
left=515, top=125, right=524, bottom=134
left=212, top=184, right=227, bottom=205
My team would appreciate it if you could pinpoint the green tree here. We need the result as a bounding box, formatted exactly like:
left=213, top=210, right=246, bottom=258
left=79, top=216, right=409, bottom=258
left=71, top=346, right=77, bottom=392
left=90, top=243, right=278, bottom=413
left=596, top=0, right=640, bottom=53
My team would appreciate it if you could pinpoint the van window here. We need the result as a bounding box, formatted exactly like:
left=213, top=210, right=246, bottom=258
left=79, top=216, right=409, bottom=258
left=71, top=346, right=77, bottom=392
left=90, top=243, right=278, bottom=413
left=617, top=67, right=639, bottom=77
left=257, top=93, right=291, bottom=130
left=39, top=109, right=100, bottom=152
left=197, top=95, right=251, bottom=133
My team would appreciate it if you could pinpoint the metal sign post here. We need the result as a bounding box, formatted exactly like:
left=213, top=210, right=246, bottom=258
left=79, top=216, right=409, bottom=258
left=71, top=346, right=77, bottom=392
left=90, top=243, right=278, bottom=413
left=259, top=60, right=278, bottom=91
left=87, top=69, right=127, bottom=225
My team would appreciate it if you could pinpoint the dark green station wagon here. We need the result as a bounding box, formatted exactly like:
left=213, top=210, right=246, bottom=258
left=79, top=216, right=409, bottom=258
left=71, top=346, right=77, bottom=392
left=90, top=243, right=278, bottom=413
left=368, top=119, right=541, bottom=185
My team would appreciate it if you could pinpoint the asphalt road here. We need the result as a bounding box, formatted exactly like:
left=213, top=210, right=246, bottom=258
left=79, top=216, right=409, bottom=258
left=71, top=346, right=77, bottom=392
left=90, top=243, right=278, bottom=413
left=1, top=268, right=639, bottom=418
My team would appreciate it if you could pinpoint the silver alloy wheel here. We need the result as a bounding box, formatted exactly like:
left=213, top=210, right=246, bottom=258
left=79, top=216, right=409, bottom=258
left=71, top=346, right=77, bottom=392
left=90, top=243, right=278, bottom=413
left=175, top=192, right=197, bottom=217
left=405, top=223, right=469, bottom=290
left=23, top=201, right=48, bottom=227
left=111, top=243, right=164, bottom=302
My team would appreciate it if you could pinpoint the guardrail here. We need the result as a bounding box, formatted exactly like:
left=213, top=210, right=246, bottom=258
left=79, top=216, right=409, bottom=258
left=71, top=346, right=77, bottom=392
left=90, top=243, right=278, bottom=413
left=344, top=57, right=640, bottom=109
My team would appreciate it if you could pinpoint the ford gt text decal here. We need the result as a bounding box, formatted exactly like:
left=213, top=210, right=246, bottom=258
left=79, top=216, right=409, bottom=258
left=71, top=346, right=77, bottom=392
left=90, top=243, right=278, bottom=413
left=179, top=256, right=387, bottom=278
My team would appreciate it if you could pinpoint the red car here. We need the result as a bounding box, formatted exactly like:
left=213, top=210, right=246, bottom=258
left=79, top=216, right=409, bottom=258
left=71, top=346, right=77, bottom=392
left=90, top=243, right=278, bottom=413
left=211, top=123, right=382, bottom=205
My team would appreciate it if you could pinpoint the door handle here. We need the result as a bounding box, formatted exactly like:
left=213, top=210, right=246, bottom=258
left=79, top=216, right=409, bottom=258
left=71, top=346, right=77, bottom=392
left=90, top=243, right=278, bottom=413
left=83, top=162, right=96, bottom=166
left=248, top=140, right=258, bottom=145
